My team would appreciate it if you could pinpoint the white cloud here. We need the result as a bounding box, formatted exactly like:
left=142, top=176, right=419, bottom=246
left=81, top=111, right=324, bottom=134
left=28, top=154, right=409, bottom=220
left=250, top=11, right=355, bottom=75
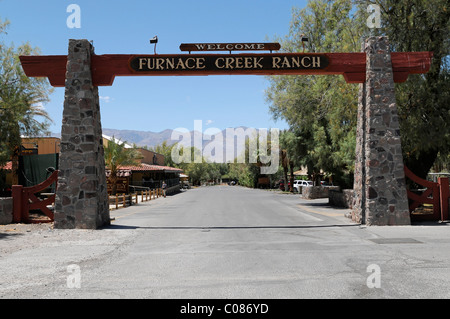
left=100, top=96, right=113, bottom=103
left=205, top=119, right=214, bottom=126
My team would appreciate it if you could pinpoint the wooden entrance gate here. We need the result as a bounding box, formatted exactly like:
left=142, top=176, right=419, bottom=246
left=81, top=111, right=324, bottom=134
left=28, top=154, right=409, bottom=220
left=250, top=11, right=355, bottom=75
left=11, top=170, right=58, bottom=223
left=405, top=166, right=449, bottom=222
left=17, top=38, right=433, bottom=228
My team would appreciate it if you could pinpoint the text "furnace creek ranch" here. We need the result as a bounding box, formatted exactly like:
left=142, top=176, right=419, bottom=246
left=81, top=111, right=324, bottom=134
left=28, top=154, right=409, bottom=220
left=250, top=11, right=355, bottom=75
left=129, top=54, right=328, bottom=73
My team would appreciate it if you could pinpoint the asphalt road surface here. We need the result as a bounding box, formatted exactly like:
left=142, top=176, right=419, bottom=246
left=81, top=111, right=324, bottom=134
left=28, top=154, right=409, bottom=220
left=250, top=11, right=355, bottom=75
left=1, top=185, right=450, bottom=299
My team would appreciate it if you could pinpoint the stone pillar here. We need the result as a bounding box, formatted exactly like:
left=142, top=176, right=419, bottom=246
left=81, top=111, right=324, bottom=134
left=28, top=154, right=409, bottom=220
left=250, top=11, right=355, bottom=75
left=54, top=39, right=110, bottom=229
left=352, top=37, right=410, bottom=226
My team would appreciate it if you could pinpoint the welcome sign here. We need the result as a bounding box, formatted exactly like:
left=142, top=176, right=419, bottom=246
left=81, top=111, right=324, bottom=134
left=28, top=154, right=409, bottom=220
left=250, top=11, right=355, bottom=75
left=179, top=42, right=281, bottom=52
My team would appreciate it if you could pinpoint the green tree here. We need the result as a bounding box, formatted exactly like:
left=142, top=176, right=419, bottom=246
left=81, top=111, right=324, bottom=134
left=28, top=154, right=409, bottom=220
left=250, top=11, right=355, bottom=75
left=266, top=0, right=363, bottom=188
left=367, top=0, right=450, bottom=178
left=0, top=18, right=54, bottom=184
left=228, top=160, right=260, bottom=188
left=180, top=149, right=229, bottom=186
left=104, top=137, right=142, bottom=195
left=183, top=161, right=217, bottom=186
left=267, top=0, right=449, bottom=185
left=228, top=130, right=279, bottom=188
left=150, top=141, right=177, bottom=167
left=168, top=144, right=228, bottom=186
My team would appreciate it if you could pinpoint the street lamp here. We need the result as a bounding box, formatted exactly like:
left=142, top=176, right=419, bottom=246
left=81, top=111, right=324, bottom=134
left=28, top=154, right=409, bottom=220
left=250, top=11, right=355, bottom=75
left=150, top=36, right=158, bottom=55
left=301, top=34, right=308, bottom=53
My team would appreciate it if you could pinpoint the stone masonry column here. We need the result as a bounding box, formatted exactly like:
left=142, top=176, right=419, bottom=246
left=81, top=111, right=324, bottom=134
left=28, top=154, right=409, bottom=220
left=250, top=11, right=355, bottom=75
left=54, top=39, right=110, bottom=229
left=352, top=37, right=411, bottom=226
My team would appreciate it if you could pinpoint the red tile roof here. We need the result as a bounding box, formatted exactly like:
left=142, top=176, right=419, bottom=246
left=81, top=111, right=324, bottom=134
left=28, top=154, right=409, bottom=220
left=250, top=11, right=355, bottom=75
left=0, top=161, right=12, bottom=171
left=116, top=163, right=183, bottom=173
left=105, top=169, right=132, bottom=178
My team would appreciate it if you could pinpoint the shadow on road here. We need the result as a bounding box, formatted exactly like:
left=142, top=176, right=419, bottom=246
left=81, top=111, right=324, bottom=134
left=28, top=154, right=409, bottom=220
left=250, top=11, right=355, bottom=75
left=105, top=224, right=361, bottom=230
left=0, top=232, right=25, bottom=240
left=297, top=201, right=350, bottom=210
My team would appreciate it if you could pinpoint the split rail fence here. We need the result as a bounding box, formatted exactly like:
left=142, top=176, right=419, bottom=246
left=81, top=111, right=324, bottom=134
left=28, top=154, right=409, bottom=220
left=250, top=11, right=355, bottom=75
left=109, top=188, right=164, bottom=210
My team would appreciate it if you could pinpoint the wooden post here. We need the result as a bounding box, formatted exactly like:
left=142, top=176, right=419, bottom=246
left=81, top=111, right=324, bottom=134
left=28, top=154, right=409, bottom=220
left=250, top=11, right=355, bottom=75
left=115, top=195, right=118, bottom=210
left=12, top=185, right=23, bottom=223
left=21, top=188, right=30, bottom=223
left=439, top=177, right=449, bottom=221
left=122, top=194, right=126, bottom=207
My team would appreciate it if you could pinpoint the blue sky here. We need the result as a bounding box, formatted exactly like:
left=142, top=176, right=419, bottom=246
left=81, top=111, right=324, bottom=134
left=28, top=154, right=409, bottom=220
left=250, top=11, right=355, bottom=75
left=0, top=0, right=308, bottom=134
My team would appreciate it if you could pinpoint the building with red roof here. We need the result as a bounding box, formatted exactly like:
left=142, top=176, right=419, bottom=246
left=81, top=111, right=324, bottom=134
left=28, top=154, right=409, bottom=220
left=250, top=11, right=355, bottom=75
left=106, top=162, right=183, bottom=193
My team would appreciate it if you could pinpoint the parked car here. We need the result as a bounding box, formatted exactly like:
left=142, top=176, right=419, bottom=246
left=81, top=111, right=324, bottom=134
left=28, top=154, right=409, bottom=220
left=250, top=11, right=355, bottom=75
left=277, top=179, right=291, bottom=191
left=293, top=180, right=313, bottom=192
left=293, top=180, right=302, bottom=192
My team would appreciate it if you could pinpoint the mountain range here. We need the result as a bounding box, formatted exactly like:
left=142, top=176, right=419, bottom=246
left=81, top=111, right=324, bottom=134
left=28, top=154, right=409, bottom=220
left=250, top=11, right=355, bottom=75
left=53, top=127, right=273, bottom=161
left=102, top=128, right=176, bottom=147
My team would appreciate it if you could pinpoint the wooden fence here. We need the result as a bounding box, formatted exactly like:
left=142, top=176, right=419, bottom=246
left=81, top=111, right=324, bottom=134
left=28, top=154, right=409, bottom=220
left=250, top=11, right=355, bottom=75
left=109, top=188, right=164, bottom=210
left=11, top=170, right=58, bottom=223
left=405, top=166, right=449, bottom=222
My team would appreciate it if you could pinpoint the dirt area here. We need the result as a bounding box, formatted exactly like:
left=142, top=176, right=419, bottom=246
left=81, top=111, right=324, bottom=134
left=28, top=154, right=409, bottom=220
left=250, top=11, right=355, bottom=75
left=0, top=222, right=54, bottom=234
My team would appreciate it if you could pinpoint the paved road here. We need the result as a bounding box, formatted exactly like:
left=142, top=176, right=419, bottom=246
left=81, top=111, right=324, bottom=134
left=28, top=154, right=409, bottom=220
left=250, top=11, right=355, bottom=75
left=1, top=185, right=450, bottom=299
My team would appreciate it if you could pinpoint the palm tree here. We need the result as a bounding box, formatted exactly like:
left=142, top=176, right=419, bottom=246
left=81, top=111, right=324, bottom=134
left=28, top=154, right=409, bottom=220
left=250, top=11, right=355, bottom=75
left=0, top=29, right=53, bottom=184
left=104, top=136, right=142, bottom=195
left=0, top=85, right=53, bottom=185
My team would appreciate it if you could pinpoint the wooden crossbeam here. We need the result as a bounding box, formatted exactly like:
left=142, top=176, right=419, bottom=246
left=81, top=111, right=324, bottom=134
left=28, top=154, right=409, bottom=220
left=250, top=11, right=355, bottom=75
left=19, top=51, right=432, bottom=87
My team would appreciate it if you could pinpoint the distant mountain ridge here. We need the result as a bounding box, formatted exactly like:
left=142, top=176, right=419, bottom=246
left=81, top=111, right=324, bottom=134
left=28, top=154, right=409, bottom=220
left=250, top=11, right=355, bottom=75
left=103, top=128, right=244, bottom=162
left=102, top=127, right=254, bottom=148
left=53, top=127, right=268, bottom=161
left=102, top=128, right=175, bottom=147
left=51, top=128, right=177, bottom=147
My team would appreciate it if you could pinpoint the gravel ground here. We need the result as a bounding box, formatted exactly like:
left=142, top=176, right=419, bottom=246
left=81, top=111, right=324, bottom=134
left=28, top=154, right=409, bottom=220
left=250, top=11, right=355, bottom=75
left=0, top=220, right=137, bottom=298
left=0, top=223, right=55, bottom=254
